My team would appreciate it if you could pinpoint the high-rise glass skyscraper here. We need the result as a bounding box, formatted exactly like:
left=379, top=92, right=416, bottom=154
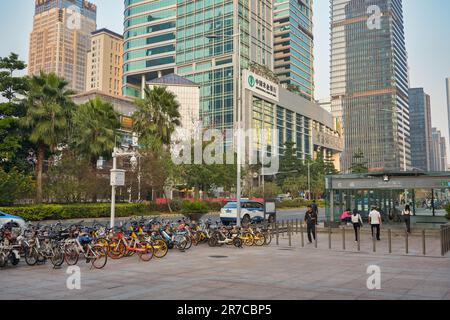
left=123, top=0, right=177, bottom=97
left=330, top=0, right=411, bottom=172
left=409, top=88, right=432, bottom=171
left=273, top=0, right=314, bottom=101
left=123, top=0, right=274, bottom=132
left=446, top=77, right=450, bottom=152
left=29, top=0, right=97, bottom=92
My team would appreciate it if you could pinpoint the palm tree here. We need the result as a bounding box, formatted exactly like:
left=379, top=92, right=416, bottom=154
left=22, top=72, right=75, bottom=203
left=71, top=97, right=120, bottom=169
left=133, top=86, right=181, bottom=149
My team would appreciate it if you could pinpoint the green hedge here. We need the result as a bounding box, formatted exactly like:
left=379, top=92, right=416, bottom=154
left=277, top=199, right=325, bottom=209
left=0, top=203, right=154, bottom=222
left=445, top=204, right=450, bottom=220
left=0, top=200, right=226, bottom=222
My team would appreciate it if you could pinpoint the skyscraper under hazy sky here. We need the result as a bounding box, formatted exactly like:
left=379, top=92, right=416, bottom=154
left=330, top=0, right=411, bottom=172
left=28, top=0, right=97, bottom=93
left=123, top=0, right=274, bottom=131
left=273, top=0, right=314, bottom=101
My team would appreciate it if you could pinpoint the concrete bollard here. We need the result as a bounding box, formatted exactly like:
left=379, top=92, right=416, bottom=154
left=314, top=224, right=318, bottom=249
left=405, top=230, right=409, bottom=255
left=342, top=226, right=346, bottom=251
left=328, top=227, right=332, bottom=250
left=276, top=222, right=279, bottom=246
left=300, top=222, right=304, bottom=248
left=357, top=227, right=361, bottom=252
left=422, top=229, right=426, bottom=256
left=388, top=229, right=392, bottom=254
left=288, top=223, right=292, bottom=247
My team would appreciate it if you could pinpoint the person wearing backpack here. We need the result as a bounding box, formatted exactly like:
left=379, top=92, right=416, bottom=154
left=402, top=204, right=412, bottom=233
left=369, top=206, right=382, bottom=241
left=351, top=209, right=363, bottom=242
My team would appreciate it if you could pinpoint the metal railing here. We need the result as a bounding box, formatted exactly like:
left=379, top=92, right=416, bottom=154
left=266, top=220, right=449, bottom=257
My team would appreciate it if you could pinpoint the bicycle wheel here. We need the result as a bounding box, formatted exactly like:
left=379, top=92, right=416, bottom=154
left=208, top=235, right=218, bottom=247
left=233, top=237, right=243, bottom=248
left=91, top=245, right=108, bottom=269
left=184, top=236, right=192, bottom=250
left=0, top=252, right=6, bottom=267
left=25, top=247, right=38, bottom=266
left=152, top=239, right=168, bottom=259
left=108, top=240, right=126, bottom=259
left=253, top=232, right=265, bottom=247
left=95, top=238, right=110, bottom=252
left=242, top=232, right=254, bottom=246
left=64, top=244, right=79, bottom=266
left=51, top=246, right=65, bottom=267
left=137, top=241, right=154, bottom=262
left=176, top=238, right=187, bottom=251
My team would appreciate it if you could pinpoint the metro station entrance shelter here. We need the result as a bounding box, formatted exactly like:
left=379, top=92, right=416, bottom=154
left=325, top=172, right=450, bottom=223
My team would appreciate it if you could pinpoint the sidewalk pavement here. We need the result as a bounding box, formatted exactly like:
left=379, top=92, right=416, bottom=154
left=0, top=235, right=449, bottom=300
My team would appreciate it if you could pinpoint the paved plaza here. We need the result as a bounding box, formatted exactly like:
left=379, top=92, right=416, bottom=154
left=1, top=231, right=449, bottom=300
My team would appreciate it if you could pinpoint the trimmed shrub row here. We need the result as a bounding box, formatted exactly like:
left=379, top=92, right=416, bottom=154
left=277, top=198, right=325, bottom=209
left=0, top=203, right=152, bottom=222
left=0, top=200, right=227, bottom=222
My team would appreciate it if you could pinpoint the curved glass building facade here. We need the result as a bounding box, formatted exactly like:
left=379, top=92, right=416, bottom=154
left=123, top=0, right=177, bottom=97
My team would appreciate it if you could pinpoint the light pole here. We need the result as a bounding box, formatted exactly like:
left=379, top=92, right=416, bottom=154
left=110, top=147, right=139, bottom=228
left=206, top=25, right=242, bottom=226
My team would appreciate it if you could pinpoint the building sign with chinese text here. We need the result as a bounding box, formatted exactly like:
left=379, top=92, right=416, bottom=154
left=243, top=69, right=279, bottom=102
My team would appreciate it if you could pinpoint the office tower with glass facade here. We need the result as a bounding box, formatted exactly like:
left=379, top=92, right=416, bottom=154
left=273, top=0, right=314, bottom=101
left=330, top=0, right=411, bottom=172
left=86, top=29, right=123, bottom=96
left=431, top=128, right=447, bottom=172
left=29, top=0, right=97, bottom=93
left=123, top=0, right=274, bottom=143
left=123, top=0, right=178, bottom=97
left=446, top=77, right=450, bottom=152
left=175, top=0, right=274, bottom=131
left=409, top=88, right=432, bottom=171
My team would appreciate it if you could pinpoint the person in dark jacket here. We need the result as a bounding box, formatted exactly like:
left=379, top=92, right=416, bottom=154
left=304, top=205, right=318, bottom=243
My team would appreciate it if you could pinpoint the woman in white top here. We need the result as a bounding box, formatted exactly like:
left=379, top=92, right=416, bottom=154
left=351, top=209, right=363, bottom=242
left=402, top=204, right=412, bottom=233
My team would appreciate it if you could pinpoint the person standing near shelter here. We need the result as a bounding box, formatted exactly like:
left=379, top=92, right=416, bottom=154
left=368, top=206, right=382, bottom=241
left=311, top=200, right=319, bottom=216
left=402, top=204, right=412, bottom=233
left=351, top=209, right=363, bottom=242
left=304, top=205, right=318, bottom=244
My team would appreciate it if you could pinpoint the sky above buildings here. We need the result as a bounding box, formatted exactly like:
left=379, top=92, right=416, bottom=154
left=1, top=0, right=450, bottom=149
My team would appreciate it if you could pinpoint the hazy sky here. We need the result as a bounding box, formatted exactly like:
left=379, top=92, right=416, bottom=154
left=1, top=0, right=450, bottom=147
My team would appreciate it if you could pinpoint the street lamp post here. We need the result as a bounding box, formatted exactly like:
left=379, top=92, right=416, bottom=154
left=110, top=147, right=139, bottom=228
left=206, top=25, right=242, bottom=227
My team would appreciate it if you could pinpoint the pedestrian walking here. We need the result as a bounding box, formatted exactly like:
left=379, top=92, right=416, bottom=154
left=304, top=205, right=318, bottom=243
left=311, top=200, right=319, bottom=216
left=351, top=209, right=363, bottom=242
left=368, top=206, right=382, bottom=241
left=402, top=204, right=412, bottom=233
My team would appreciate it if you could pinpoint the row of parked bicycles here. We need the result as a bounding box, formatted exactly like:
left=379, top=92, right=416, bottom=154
left=0, top=217, right=273, bottom=269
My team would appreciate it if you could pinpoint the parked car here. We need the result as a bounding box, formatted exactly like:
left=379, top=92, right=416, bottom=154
left=0, top=211, right=26, bottom=229
left=276, top=194, right=293, bottom=202
left=220, top=200, right=275, bottom=225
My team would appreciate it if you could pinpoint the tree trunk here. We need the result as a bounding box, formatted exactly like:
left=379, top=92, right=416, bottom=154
left=90, top=157, right=98, bottom=203
left=163, top=190, right=173, bottom=213
left=35, top=143, right=45, bottom=204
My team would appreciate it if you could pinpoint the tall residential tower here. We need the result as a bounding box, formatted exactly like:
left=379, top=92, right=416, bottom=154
left=330, top=0, right=411, bottom=172
left=86, top=28, right=123, bottom=96
left=28, top=0, right=97, bottom=92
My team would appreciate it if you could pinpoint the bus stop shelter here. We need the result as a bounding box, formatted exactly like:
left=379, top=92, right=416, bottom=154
left=325, top=172, right=450, bottom=225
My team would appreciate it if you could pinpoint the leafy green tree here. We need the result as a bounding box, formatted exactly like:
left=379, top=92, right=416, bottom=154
left=350, top=150, right=369, bottom=173
left=252, top=182, right=281, bottom=199
left=277, top=141, right=302, bottom=186
left=0, top=168, right=34, bottom=206
left=282, top=176, right=308, bottom=196
left=71, top=97, right=120, bottom=169
left=0, top=53, right=30, bottom=171
left=22, top=72, right=75, bottom=203
left=133, top=86, right=181, bottom=149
